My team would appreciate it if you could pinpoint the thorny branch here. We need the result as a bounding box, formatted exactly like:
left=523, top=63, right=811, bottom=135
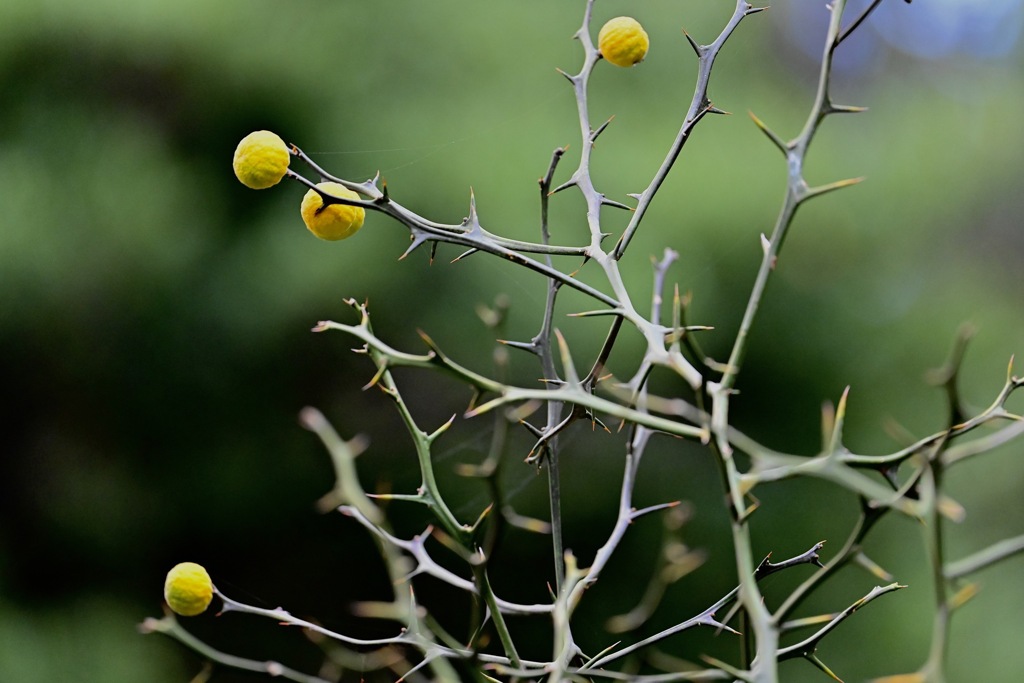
left=144, top=2, right=1024, bottom=682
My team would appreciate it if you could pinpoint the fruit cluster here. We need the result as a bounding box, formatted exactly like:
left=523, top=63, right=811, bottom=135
left=227, top=17, right=648, bottom=244
left=232, top=130, right=366, bottom=241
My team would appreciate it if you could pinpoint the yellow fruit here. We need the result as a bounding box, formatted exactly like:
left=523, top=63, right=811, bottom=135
left=598, top=17, right=650, bottom=68
left=164, top=562, right=214, bottom=617
left=300, top=182, right=366, bottom=241
left=233, top=130, right=290, bottom=189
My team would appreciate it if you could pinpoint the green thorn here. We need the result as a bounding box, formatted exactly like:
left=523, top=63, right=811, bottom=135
left=827, top=386, right=850, bottom=456
left=829, top=103, right=869, bottom=114
left=748, top=110, right=788, bottom=155
left=807, top=653, right=844, bottom=682
left=803, top=176, right=866, bottom=200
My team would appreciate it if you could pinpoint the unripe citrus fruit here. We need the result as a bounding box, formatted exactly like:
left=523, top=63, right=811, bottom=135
left=598, top=17, right=650, bottom=68
left=300, top=182, right=366, bottom=241
left=164, top=562, right=214, bottom=617
left=233, top=130, right=290, bottom=189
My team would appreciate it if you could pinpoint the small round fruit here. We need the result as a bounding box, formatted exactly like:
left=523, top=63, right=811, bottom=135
left=233, top=130, right=290, bottom=189
left=164, top=562, right=214, bottom=617
left=598, top=17, right=650, bottom=68
left=300, top=182, right=366, bottom=241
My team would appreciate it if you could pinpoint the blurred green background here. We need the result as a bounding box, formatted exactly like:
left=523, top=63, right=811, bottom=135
left=1, top=1, right=1022, bottom=681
